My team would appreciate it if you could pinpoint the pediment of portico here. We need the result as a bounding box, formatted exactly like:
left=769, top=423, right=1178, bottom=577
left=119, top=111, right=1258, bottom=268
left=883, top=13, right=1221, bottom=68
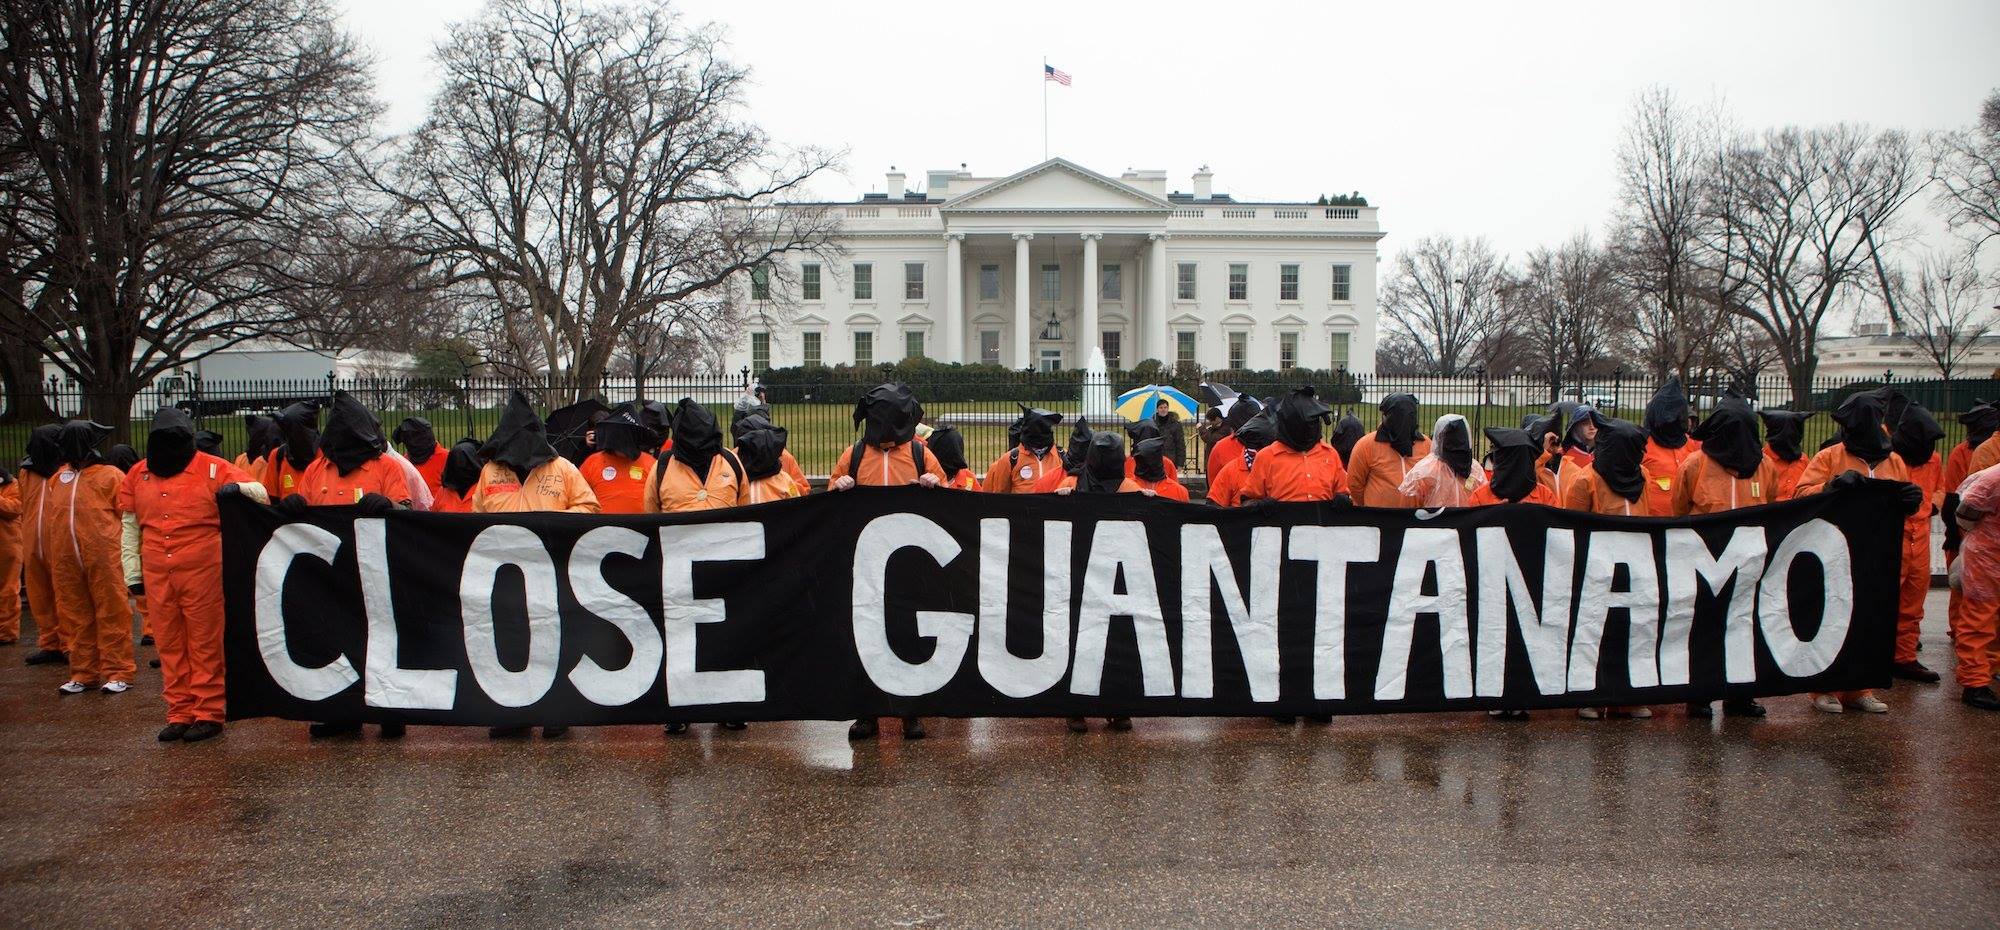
left=941, top=158, right=1173, bottom=215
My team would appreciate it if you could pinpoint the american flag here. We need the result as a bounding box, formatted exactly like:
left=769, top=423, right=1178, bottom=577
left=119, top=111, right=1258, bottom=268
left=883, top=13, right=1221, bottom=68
left=1044, top=64, right=1071, bottom=86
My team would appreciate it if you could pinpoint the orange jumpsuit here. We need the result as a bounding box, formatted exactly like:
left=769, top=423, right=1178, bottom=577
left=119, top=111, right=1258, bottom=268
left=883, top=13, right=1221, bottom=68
left=1205, top=451, right=1252, bottom=507
left=471, top=459, right=599, bottom=513
left=263, top=451, right=316, bottom=500
left=1345, top=434, right=1432, bottom=508
left=1559, top=464, right=1652, bottom=517
left=118, top=453, right=252, bottom=724
left=17, top=472, right=62, bottom=653
left=1125, top=456, right=1179, bottom=483
left=1667, top=452, right=1779, bottom=516
left=983, top=445, right=1065, bottom=494
left=47, top=465, right=135, bottom=685
left=1763, top=448, right=1809, bottom=501
left=297, top=457, right=413, bottom=507
left=233, top=453, right=269, bottom=488
left=1242, top=443, right=1350, bottom=503
left=431, top=487, right=475, bottom=513
left=744, top=471, right=804, bottom=504
left=0, top=480, right=20, bottom=642
left=1968, top=432, right=2000, bottom=476
left=1897, top=457, right=1942, bottom=665
left=579, top=451, right=657, bottom=514
left=1207, top=433, right=1244, bottom=478
left=1468, top=483, right=1559, bottom=507
left=1950, top=464, right=2000, bottom=688
left=1793, top=447, right=1912, bottom=702
left=1056, top=475, right=1142, bottom=493
left=1133, top=476, right=1191, bottom=501
left=1939, top=440, right=1994, bottom=668
left=1640, top=439, right=1702, bottom=518
left=779, top=450, right=809, bottom=494
left=940, top=469, right=979, bottom=491
left=410, top=453, right=448, bottom=502
left=831, top=442, right=946, bottom=487
left=645, top=455, right=745, bottom=512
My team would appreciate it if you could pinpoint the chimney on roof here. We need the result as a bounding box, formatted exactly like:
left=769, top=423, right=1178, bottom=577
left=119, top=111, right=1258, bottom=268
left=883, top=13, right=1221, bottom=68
left=1192, top=165, right=1213, bottom=199
left=886, top=167, right=905, bottom=200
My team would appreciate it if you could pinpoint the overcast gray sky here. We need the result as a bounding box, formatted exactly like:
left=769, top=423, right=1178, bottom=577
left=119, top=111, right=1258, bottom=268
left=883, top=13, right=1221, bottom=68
left=340, top=0, right=1998, bottom=261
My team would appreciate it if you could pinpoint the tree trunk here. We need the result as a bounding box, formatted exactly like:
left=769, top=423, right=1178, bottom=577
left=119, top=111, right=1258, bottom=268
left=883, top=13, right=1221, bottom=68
left=1785, top=356, right=1817, bottom=410
left=0, top=327, right=54, bottom=425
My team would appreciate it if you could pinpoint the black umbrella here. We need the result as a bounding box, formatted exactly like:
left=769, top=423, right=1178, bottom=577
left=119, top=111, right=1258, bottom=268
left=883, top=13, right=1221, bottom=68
left=544, top=398, right=613, bottom=465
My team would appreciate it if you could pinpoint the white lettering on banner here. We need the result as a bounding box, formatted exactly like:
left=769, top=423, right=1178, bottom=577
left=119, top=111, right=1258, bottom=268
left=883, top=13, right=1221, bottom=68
left=1663, top=528, right=1767, bottom=685
left=661, top=523, right=767, bottom=705
left=461, top=525, right=563, bottom=707
left=568, top=527, right=663, bottom=706
left=254, top=522, right=360, bottom=700
left=852, top=513, right=973, bottom=696
left=1070, top=521, right=1173, bottom=697
left=1568, top=531, right=1663, bottom=691
left=1179, top=525, right=1283, bottom=701
left=977, top=519, right=1072, bottom=698
left=1473, top=527, right=1574, bottom=696
left=1286, top=526, right=1382, bottom=700
left=1377, top=528, right=1472, bottom=700
left=1759, top=518, right=1852, bottom=677
left=355, top=518, right=456, bottom=710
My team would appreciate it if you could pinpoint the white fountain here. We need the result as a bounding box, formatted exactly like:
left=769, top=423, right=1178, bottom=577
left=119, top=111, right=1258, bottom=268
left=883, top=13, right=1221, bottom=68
left=1082, top=346, right=1116, bottom=421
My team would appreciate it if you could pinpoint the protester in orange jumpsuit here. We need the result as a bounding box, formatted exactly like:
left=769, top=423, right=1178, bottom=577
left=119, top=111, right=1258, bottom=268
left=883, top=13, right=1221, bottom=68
left=1638, top=378, right=1702, bottom=517
left=102, top=444, right=153, bottom=645
left=580, top=408, right=658, bottom=514
left=1121, top=420, right=1180, bottom=484
left=730, top=397, right=808, bottom=493
left=1243, top=386, right=1352, bottom=506
left=1051, top=430, right=1139, bottom=734
left=118, top=408, right=265, bottom=742
left=738, top=424, right=806, bottom=502
left=17, top=425, right=66, bottom=663
left=1204, top=410, right=1277, bottom=507
left=831, top=382, right=943, bottom=741
left=264, top=402, right=320, bottom=499
left=925, top=425, right=978, bottom=490
left=1035, top=419, right=1094, bottom=493
left=430, top=439, right=481, bottom=513
left=1519, top=410, right=1565, bottom=497
left=1399, top=414, right=1486, bottom=507
left=1467, top=428, right=1558, bottom=507
left=1666, top=397, right=1777, bottom=719
left=1792, top=390, right=1924, bottom=715
left=472, top=391, right=600, bottom=517
left=1199, top=383, right=1260, bottom=498
left=1329, top=414, right=1366, bottom=469
left=1756, top=410, right=1814, bottom=501
left=1947, top=464, right=2000, bottom=710
left=236, top=415, right=279, bottom=487
left=393, top=417, right=447, bottom=501
left=1887, top=403, right=1947, bottom=683
left=984, top=405, right=1065, bottom=493
left=1345, top=393, right=1430, bottom=508
left=43, top=421, right=134, bottom=695
left=1551, top=403, right=1605, bottom=500
left=1556, top=417, right=1654, bottom=719
left=0, top=466, right=20, bottom=646
left=1130, top=437, right=1190, bottom=501
left=646, top=399, right=744, bottom=513
left=1941, top=402, right=1999, bottom=665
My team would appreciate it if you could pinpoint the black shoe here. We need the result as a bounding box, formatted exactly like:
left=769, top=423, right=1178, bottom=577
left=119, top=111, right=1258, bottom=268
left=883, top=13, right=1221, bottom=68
left=1963, top=686, right=2000, bottom=711
left=1686, top=702, right=1713, bottom=718
left=1305, top=714, right=1333, bottom=724
left=1722, top=698, right=1767, bottom=717
left=1066, top=716, right=1088, bottom=733
left=1891, top=660, right=1941, bottom=683
left=902, top=716, right=926, bottom=740
left=719, top=721, right=746, bottom=731
left=140, top=633, right=154, bottom=646
left=308, top=721, right=360, bottom=738
left=487, top=726, right=531, bottom=739
left=1270, top=715, right=1296, bottom=724
left=182, top=721, right=223, bottom=742
left=378, top=722, right=406, bottom=739
left=541, top=726, right=568, bottom=738
left=1107, top=717, right=1132, bottom=731
left=664, top=722, right=689, bottom=735
left=157, top=723, right=190, bottom=742
left=848, top=718, right=878, bottom=740
left=148, top=658, right=160, bottom=669
left=23, top=649, right=64, bottom=665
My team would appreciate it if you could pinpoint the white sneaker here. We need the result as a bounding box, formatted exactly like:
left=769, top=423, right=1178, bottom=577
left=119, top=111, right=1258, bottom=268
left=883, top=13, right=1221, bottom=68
left=100, top=680, right=130, bottom=695
left=1848, top=695, right=1889, bottom=714
left=57, top=681, right=88, bottom=695
left=1577, top=707, right=1602, bottom=719
left=1628, top=707, right=1653, bottom=719
left=1811, top=694, right=1844, bottom=714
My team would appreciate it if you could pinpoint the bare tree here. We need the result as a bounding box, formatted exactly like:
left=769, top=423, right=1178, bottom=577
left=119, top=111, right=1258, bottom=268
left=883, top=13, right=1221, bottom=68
left=378, top=0, right=841, bottom=398
left=1610, top=87, right=1730, bottom=383
left=276, top=222, right=439, bottom=359
left=1378, top=235, right=1512, bottom=376
left=1895, top=249, right=1997, bottom=382
left=1931, top=88, right=2000, bottom=256
left=0, top=0, right=376, bottom=436
left=1517, top=233, right=1622, bottom=399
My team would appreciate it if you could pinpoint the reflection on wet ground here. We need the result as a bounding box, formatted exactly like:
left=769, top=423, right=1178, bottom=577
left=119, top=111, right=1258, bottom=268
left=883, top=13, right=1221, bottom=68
left=2, top=593, right=1996, bottom=927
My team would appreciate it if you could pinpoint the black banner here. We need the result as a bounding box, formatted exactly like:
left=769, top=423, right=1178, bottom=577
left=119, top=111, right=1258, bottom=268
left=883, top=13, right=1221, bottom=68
left=221, top=484, right=1903, bottom=725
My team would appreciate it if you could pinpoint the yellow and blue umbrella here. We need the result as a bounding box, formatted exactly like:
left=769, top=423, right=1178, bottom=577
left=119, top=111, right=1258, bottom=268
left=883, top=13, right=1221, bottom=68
left=1114, top=384, right=1200, bottom=422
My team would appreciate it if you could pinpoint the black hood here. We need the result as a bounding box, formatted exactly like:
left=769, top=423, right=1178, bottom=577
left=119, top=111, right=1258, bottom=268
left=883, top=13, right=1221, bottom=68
left=275, top=402, right=321, bottom=471
left=1891, top=403, right=1944, bottom=468
left=1643, top=377, right=1691, bottom=449
left=22, top=424, right=63, bottom=478
left=1376, top=393, right=1421, bottom=456
left=1435, top=416, right=1473, bottom=480
left=146, top=407, right=198, bottom=478
left=481, top=390, right=558, bottom=476
left=1691, top=398, right=1763, bottom=480
left=107, top=444, right=140, bottom=472
left=319, top=391, right=387, bottom=476
left=1592, top=418, right=1648, bottom=503
left=1133, top=437, right=1168, bottom=482
left=393, top=417, right=439, bottom=465
left=243, top=415, right=280, bottom=464
left=1871, top=386, right=1910, bottom=431
left=1274, top=386, right=1332, bottom=453
left=1235, top=409, right=1279, bottom=458
left=729, top=406, right=771, bottom=444
left=1757, top=410, right=1813, bottom=463
left=1063, top=419, right=1094, bottom=474
left=927, top=424, right=969, bottom=476
left=1124, top=419, right=1161, bottom=445
left=1962, top=402, right=2000, bottom=451
left=1016, top=404, right=1062, bottom=452
left=637, top=401, right=671, bottom=453
left=670, top=398, right=723, bottom=480
left=57, top=420, right=112, bottom=469
left=544, top=398, right=612, bottom=465
left=1484, top=427, right=1541, bottom=502
left=1832, top=391, right=1893, bottom=465
left=731, top=394, right=772, bottom=435
left=1078, top=432, right=1127, bottom=493
left=595, top=409, right=652, bottom=461
left=195, top=430, right=223, bottom=456
left=441, top=438, right=483, bottom=495
left=735, top=425, right=789, bottom=481
left=854, top=382, right=922, bottom=447
left=1330, top=414, right=1366, bottom=466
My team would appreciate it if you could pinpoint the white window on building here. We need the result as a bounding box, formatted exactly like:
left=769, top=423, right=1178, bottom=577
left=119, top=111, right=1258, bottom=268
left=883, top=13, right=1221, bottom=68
left=1039, top=348, right=1063, bottom=372
left=1331, top=264, right=1352, bottom=301
left=750, top=266, right=771, bottom=300
left=1176, top=262, right=1197, bottom=300
left=802, top=331, right=823, bottom=368
left=979, top=264, right=1000, bottom=300
left=1101, top=331, right=1122, bottom=370
left=979, top=330, right=1001, bottom=365
left=853, top=263, right=873, bottom=300
left=1177, top=331, right=1198, bottom=367
left=751, top=332, right=770, bottom=373
left=1227, top=330, right=1247, bottom=368
left=905, top=330, right=924, bottom=359
left=1228, top=264, right=1248, bottom=301
left=1040, top=264, right=1061, bottom=301
left=802, top=262, right=821, bottom=301
left=905, top=262, right=925, bottom=300
left=1330, top=332, right=1350, bottom=370
left=853, top=331, right=874, bottom=367
left=1279, top=263, right=1299, bottom=301
left=1101, top=264, right=1122, bottom=300
left=1279, top=331, right=1298, bottom=369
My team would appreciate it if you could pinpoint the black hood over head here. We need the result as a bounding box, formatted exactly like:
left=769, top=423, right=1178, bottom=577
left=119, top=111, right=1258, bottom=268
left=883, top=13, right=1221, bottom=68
left=1006, top=416, right=1024, bottom=451
left=854, top=382, right=922, bottom=447
left=927, top=424, right=969, bottom=476
left=1643, top=377, right=1691, bottom=449
left=1436, top=416, right=1474, bottom=479
left=1235, top=409, right=1279, bottom=458
left=1871, top=386, right=1910, bottom=431
left=275, top=402, right=321, bottom=471
left=1124, top=419, right=1161, bottom=444
left=1691, top=398, right=1763, bottom=479
left=1330, top=414, right=1366, bottom=466
left=731, top=393, right=772, bottom=433
left=670, top=399, right=723, bottom=481
left=1591, top=418, right=1649, bottom=503
left=1063, top=419, right=1094, bottom=474
left=1274, top=386, right=1332, bottom=452
left=595, top=409, right=652, bottom=460
left=735, top=426, right=789, bottom=481
left=58, top=420, right=112, bottom=469
left=1376, top=393, right=1421, bottom=456
left=481, top=390, right=558, bottom=477
left=636, top=401, right=671, bottom=452
left=1133, top=436, right=1168, bottom=482
left=441, top=438, right=483, bottom=495
left=1961, top=401, right=2000, bottom=451
left=243, top=415, right=280, bottom=464
left=195, top=430, right=223, bottom=456
left=1757, top=410, right=1813, bottom=462
left=1016, top=404, right=1062, bottom=452
left=1892, top=402, right=1945, bottom=468
left=146, top=407, right=198, bottom=478
left=1832, top=391, right=1893, bottom=465
left=730, top=411, right=772, bottom=445
left=1078, top=432, right=1127, bottom=493
left=107, top=444, right=140, bottom=472
left=1484, top=427, right=1541, bottom=502
left=393, top=417, right=439, bottom=465
left=22, top=424, right=64, bottom=478
left=319, top=391, right=387, bottom=476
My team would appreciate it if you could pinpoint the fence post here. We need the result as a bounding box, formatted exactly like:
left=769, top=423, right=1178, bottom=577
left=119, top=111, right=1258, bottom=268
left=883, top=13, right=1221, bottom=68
left=1612, top=366, right=1624, bottom=414
left=191, top=372, right=204, bottom=430
left=459, top=375, right=474, bottom=442
left=1473, top=366, right=1486, bottom=438
left=325, top=369, right=336, bottom=408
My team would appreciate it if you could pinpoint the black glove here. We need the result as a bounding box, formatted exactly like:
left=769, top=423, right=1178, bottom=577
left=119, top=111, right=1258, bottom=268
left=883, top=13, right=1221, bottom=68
left=277, top=494, right=310, bottom=516
left=1943, top=493, right=1964, bottom=551
left=1827, top=472, right=1868, bottom=493
left=355, top=493, right=397, bottom=516
left=1897, top=482, right=1925, bottom=516
left=216, top=483, right=243, bottom=500
left=127, top=582, right=144, bottom=596
left=1330, top=492, right=1354, bottom=509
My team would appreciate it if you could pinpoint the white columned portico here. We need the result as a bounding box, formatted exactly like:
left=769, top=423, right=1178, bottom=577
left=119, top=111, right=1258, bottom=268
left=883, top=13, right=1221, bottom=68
left=1012, top=232, right=1034, bottom=369
left=1146, top=233, right=1169, bottom=364
left=942, top=232, right=964, bottom=363
left=1079, top=233, right=1100, bottom=367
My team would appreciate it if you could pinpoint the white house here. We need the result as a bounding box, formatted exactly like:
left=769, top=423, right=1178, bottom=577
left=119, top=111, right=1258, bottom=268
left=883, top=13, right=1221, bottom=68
left=1816, top=324, right=2000, bottom=381
left=725, top=158, right=1383, bottom=375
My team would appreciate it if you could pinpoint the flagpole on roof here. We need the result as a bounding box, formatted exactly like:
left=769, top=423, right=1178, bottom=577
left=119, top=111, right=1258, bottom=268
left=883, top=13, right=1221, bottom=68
left=1042, top=56, right=1048, bottom=161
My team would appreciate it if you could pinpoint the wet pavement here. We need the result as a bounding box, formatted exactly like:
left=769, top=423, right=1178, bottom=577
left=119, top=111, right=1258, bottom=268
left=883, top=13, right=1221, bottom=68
left=3, top=593, right=1998, bottom=929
